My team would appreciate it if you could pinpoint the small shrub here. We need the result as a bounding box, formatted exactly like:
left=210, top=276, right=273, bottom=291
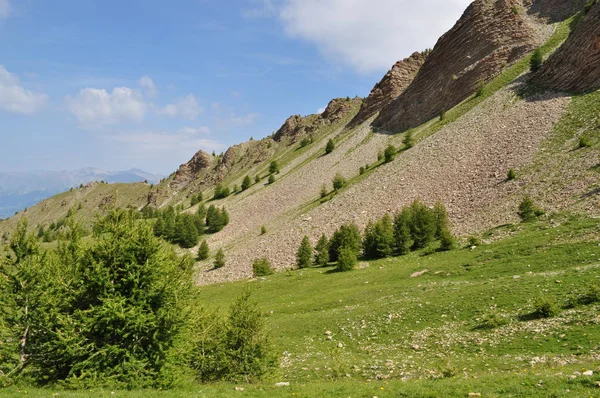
left=507, top=168, right=516, bottom=181
left=325, top=139, right=335, bottom=154
left=296, top=236, right=313, bottom=269
left=336, top=247, right=357, bottom=272
left=476, top=312, right=509, bottom=330
left=439, top=109, right=446, bottom=121
left=260, top=225, right=267, bottom=235
left=320, top=184, right=328, bottom=199
left=268, top=174, right=276, bottom=184
left=578, top=136, right=591, bottom=148
left=518, top=196, right=544, bottom=222
left=578, top=283, right=600, bottom=305
left=197, top=240, right=210, bottom=260
left=384, top=144, right=396, bottom=163
left=214, top=248, right=226, bottom=269
left=403, top=132, right=414, bottom=149
left=252, top=258, right=274, bottom=277
left=255, top=175, right=261, bottom=183
left=300, top=137, right=311, bottom=148
left=467, top=235, right=482, bottom=247
left=241, top=175, right=252, bottom=191
left=332, top=173, right=346, bottom=191
left=530, top=48, right=543, bottom=73
left=438, top=227, right=455, bottom=251
left=532, top=296, right=560, bottom=318
left=359, top=166, right=365, bottom=175
left=511, top=5, right=520, bottom=14
left=269, top=160, right=280, bottom=174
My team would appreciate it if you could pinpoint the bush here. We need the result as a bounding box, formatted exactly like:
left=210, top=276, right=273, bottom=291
left=300, top=137, right=311, bottom=148
left=384, top=144, right=396, bottom=163
left=296, top=236, right=313, bottom=269
left=438, top=227, right=455, bottom=251
left=336, top=247, right=357, bottom=272
left=363, top=214, right=394, bottom=259
left=530, top=48, right=543, bottom=73
left=507, top=168, right=516, bottom=181
left=206, top=205, right=230, bottom=233
left=408, top=200, right=437, bottom=250
left=241, top=175, right=252, bottom=191
left=532, top=296, right=559, bottom=318
left=260, top=225, right=267, bottom=235
left=359, top=166, right=365, bottom=175
left=439, top=109, right=446, bottom=121
left=192, top=291, right=277, bottom=382
left=403, top=132, right=414, bottom=149
left=269, top=160, right=279, bottom=174
left=467, top=235, right=482, bottom=247
left=518, top=196, right=544, bottom=223
left=214, top=248, right=226, bottom=269
left=320, top=184, right=328, bottom=199
left=332, top=173, right=346, bottom=191
left=393, top=208, right=413, bottom=255
left=252, top=258, right=274, bottom=277
left=268, top=174, right=276, bottom=184
left=579, top=136, right=591, bottom=148
left=255, top=175, right=261, bottom=183
left=476, top=312, right=509, bottom=330
left=314, top=234, right=330, bottom=266
left=577, top=283, right=600, bottom=305
left=197, top=240, right=210, bottom=260
left=214, top=183, right=230, bottom=200
left=325, top=139, right=335, bottom=154
left=329, top=223, right=362, bottom=262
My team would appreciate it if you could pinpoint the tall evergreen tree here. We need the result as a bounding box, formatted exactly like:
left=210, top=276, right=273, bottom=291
left=241, top=175, right=252, bottom=191
left=296, top=236, right=313, bottom=269
left=314, top=234, right=330, bottom=266
left=197, top=240, right=209, bottom=261
left=325, top=139, right=335, bottom=154
left=393, top=208, right=413, bottom=255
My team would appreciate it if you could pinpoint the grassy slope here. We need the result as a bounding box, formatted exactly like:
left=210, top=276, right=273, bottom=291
left=7, top=214, right=600, bottom=397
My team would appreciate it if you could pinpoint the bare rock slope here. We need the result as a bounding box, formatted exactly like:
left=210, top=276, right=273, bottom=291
left=348, top=52, right=426, bottom=128
left=373, top=0, right=553, bottom=133
left=532, top=1, right=600, bottom=92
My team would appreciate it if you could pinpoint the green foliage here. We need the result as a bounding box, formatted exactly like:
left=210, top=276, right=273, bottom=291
left=393, top=208, right=413, bottom=255
left=241, top=175, right=252, bottom=191
left=530, top=48, right=543, bottom=73
left=518, top=196, right=544, bottom=223
left=314, top=234, right=330, bottom=267
left=332, top=173, right=346, bottom=191
left=16, top=210, right=195, bottom=388
left=260, top=225, right=267, bottom=235
left=269, top=161, right=280, bottom=175
left=532, top=296, right=560, bottom=318
left=299, top=137, right=311, bottom=148
left=359, top=166, right=365, bottom=175
left=507, top=168, right=516, bottom=181
left=476, top=312, right=509, bottom=330
left=336, top=247, right=357, bottom=272
left=585, top=0, right=598, bottom=14
left=255, top=175, right=261, bottom=183
left=325, top=139, right=335, bottom=155
left=197, top=240, right=209, bottom=261
left=383, top=144, right=396, bottom=163
left=268, top=174, right=276, bottom=184
left=577, top=283, right=600, bottom=305
left=403, top=132, right=414, bottom=149
left=191, top=291, right=277, bottom=382
left=213, top=183, right=231, bottom=200
left=320, top=184, right=328, bottom=199
left=439, top=109, right=446, bottom=121
left=214, top=249, right=226, bottom=269
left=329, top=223, right=361, bottom=262
left=153, top=207, right=205, bottom=248
left=578, top=136, right=591, bottom=148
left=363, top=214, right=394, bottom=259
left=296, top=236, right=313, bottom=269
left=206, top=205, right=230, bottom=233
left=190, top=192, right=203, bottom=206
left=252, top=258, right=274, bottom=277
left=407, top=200, right=437, bottom=250
left=438, top=227, right=456, bottom=251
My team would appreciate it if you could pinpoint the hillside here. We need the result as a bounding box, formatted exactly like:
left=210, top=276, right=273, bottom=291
left=0, top=0, right=597, bottom=287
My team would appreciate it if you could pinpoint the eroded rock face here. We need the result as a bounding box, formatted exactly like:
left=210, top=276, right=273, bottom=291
left=171, top=150, right=213, bottom=189
left=531, top=2, right=600, bottom=92
left=349, top=52, right=426, bottom=128
left=273, top=115, right=307, bottom=142
left=373, top=0, right=546, bottom=133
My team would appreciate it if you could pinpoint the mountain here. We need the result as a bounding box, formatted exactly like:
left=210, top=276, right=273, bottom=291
left=0, top=0, right=596, bottom=287
left=0, top=168, right=163, bottom=218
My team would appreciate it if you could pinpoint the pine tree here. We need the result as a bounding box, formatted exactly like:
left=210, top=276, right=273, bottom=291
left=329, top=223, right=362, bottom=262
left=325, top=139, right=335, bottom=154
left=314, top=234, right=330, bottom=266
left=403, top=132, right=414, bottom=149
left=197, top=240, right=209, bottom=260
left=336, top=247, right=357, bottom=272
left=393, top=208, right=413, bottom=255
left=214, top=248, right=226, bottom=269
left=530, top=48, right=543, bottom=73
left=432, top=201, right=450, bottom=240
left=268, top=174, right=275, bottom=184
left=332, top=173, right=346, bottom=191
left=518, top=196, right=544, bottom=222
left=408, top=200, right=437, bottom=250
left=269, top=161, right=280, bottom=175
left=384, top=144, right=396, bottom=163
left=241, top=175, right=252, bottom=191
left=296, top=236, right=313, bottom=269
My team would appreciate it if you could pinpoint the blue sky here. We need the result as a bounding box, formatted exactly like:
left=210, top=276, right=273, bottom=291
left=0, top=0, right=471, bottom=175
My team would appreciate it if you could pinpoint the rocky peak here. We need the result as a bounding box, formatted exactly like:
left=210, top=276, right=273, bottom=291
left=273, top=115, right=307, bottom=142
left=319, top=97, right=360, bottom=124
left=373, top=0, right=552, bottom=133
left=531, top=1, right=600, bottom=92
left=171, top=150, right=213, bottom=189
left=349, top=52, right=426, bottom=128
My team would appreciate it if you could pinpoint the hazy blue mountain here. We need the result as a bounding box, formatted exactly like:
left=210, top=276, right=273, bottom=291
left=0, top=168, right=163, bottom=218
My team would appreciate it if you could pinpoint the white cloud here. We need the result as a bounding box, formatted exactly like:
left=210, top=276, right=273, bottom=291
left=66, top=86, right=147, bottom=127
left=138, top=75, right=157, bottom=98
left=158, top=94, right=202, bottom=120
left=0, top=65, right=48, bottom=114
left=279, top=0, right=472, bottom=73
left=0, top=0, right=11, bottom=20
left=317, top=106, right=326, bottom=114
left=242, top=0, right=276, bottom=18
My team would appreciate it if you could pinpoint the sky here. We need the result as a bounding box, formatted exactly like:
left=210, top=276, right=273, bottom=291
left=0, top=0, right=472, bottom=175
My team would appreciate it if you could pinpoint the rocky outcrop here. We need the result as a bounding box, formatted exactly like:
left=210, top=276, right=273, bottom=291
left=349, top=52, right=426, bottom=128
left=531, top=1, right=600, bottom=92
left=373, top=0, right=548, bottom=133
left=171, top=150, right=213, bottom=189
left=273, top=98, right=361, bottom=142
left=527, top=0, right=588, bottom=22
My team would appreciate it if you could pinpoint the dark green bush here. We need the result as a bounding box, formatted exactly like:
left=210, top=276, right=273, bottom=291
left=241, top=175, right=252, bottom=191
left=252, top=258, right=274, bottom=277
left=214, top=248, right=226, bottom=269
left=314, top=234, right=330, bottom=266
left=336, top=247, right=357, bottom=272
left=384, top=144, right=396, bottom=163
left=268, top=174, right=276, bottom=184
left=579, top=136, right=591, bottom=148
left=329, top=223, right=362, bottom=262
left=507, top=168, right=516, bottom=181
left=518, top=196, right=544, bottom=223
left=530, top=48, right=543, bottom=73
left=197, top=240, right=210, bottom=260
left=332, top=173, right=346, bottom=191
left=403, top=132, right=414, bottom=149
left=325, top=139, right=335, bottom=154
left=269, top=160, right=280, bottom=174
left=296, top=236, right=313, bottom=269
left=532, top=296, right=559, bottom=318
left=363, top=214, right=394, bottom=259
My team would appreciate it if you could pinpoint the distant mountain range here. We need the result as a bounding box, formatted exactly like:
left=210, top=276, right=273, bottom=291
left=0, top=168, right=163, bottom=218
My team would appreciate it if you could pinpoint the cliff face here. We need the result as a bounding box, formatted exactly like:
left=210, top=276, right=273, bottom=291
left=531, top=2, right=600, bottom=92
left=171, top=150, right=213, bottom=189
left=373, top=0, right=547, bottom=133
left=348, top=52, right=426, bottom=129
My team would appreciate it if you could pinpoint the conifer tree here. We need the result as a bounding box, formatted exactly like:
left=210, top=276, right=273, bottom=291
left=296, top=236, right=313, bottom=269
left=241, top=175, right=252, bottom=191
left=314, top=234, right=330, bottom=266
left=325, top=139, right=335, bottom=154
left=197, top=240, right=209, bottom=260
left=214, top=248, right=226, bottom=269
